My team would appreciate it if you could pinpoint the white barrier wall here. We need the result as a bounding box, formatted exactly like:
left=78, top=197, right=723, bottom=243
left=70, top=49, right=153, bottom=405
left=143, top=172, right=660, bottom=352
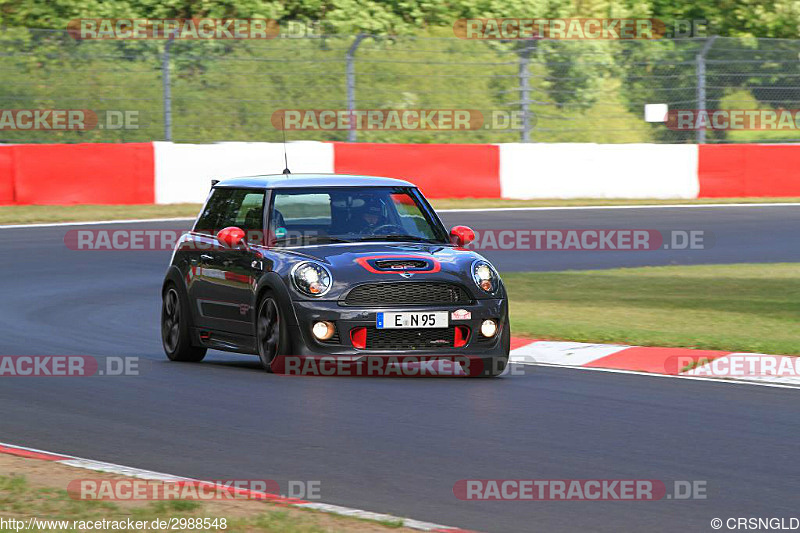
left=499, top=143, right=700, bottom=199
left=152, top=141, right=702, bottom=204
left=154, top=141, right=334, bottom=204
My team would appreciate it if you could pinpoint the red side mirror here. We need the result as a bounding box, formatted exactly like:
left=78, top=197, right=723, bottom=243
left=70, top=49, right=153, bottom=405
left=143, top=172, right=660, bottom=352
left=450, top=225, right=475, bottom=247
left=217, top=226, right=246, bottom=248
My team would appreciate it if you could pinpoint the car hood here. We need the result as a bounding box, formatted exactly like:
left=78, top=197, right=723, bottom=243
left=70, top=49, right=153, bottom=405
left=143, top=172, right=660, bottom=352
left=276, top=242, right=499, bottom=300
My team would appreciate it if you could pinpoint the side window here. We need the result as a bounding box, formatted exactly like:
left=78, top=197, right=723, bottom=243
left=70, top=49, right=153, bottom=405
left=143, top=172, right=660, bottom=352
left=194, top=188, right=234, bottom=234
left=194, top=188, right=265, bottom=243
left=233, top=192, right=266, bottom=235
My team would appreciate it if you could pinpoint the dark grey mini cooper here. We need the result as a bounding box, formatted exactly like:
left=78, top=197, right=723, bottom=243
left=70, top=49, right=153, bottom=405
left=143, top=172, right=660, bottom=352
left=161, top=174, right=509, bottom=376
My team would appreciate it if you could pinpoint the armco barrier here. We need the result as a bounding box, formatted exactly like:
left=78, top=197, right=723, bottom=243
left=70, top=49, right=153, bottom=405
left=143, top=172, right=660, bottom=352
left=698, top=144, right=800, bottom=197
left=11, top=143, right=155, bottom=205
left=332, top=142, right=501, bottom=198
left=0, top=142, right=799, bottom=206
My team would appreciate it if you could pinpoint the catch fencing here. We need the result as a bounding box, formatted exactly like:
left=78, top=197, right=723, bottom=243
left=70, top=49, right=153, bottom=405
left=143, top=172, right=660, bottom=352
left=2, top=28, right=800, bottom=144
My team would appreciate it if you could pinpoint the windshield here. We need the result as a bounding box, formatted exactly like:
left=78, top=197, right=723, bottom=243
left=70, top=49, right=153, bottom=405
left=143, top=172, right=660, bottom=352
left=269, top=187, right=449, bottom=247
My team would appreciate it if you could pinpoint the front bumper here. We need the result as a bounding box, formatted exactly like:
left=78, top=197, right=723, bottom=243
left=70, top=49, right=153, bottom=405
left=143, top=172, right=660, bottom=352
left=285, top=298, right=510, bottom=359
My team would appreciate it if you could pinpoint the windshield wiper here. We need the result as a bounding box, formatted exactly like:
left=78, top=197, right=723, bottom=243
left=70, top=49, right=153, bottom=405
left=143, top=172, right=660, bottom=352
left=275, top=235, right=352, bottom=245
left=359, top=234, right=438, bottom=243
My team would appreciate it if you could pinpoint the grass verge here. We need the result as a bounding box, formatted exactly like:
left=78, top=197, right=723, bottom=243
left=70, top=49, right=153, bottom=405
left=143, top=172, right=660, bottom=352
left=0, top=205, right=202, bottom=225
left=0, top=453, right=410, bottom=532
left=431, top=197, right=800, bottom=210
left=1, top=197, right=798, bottom=225
left=504, top=263, right=799, bottom=355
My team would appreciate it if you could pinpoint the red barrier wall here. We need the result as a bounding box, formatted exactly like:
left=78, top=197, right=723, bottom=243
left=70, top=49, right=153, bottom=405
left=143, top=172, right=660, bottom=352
left=333, top=143, right=500, bottom=198
left=4, top=142, right=800, bottom=206
left=699, top=144, right=800, bottom=197
left=11, top=143, right=155, bottom=205
left=0, top=146, right=14, bottom=205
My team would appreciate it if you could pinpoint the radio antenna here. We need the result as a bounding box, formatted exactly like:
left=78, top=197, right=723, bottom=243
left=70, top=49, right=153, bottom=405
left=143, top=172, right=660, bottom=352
left=281, top=117, right=291, bottom=175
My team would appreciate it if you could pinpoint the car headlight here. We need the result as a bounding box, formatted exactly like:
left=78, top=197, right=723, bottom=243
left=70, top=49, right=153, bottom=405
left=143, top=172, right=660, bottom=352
left=291, top=262, right=332, bottom=296
left=471, top=260, right=500, bottom=294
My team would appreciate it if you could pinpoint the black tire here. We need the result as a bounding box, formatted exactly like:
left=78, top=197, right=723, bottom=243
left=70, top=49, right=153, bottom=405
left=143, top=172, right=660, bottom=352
left=161, top=284, right=206, bottom=362
left=256, top=292, right=288, bottom=373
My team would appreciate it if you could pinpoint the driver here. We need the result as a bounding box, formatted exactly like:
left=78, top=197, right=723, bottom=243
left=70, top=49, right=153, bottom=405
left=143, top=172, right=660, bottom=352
left=360, top=198, right=386, bottom=232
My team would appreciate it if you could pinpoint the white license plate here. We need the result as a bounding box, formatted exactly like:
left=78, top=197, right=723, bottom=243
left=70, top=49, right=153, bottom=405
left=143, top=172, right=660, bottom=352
left=376, top=311, right=449, bottom=329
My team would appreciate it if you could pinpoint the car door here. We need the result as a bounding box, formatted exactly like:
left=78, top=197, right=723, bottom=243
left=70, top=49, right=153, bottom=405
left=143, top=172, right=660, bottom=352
left=193, top=187, right=266, bottom=336
left=186, top=187, right=233, bottom=330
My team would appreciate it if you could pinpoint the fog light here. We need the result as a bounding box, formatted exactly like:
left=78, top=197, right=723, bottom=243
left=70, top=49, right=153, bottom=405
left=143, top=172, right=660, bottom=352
left=312, top=321, right=335, bottom=341
left=480, top=319, right=498, bottom=338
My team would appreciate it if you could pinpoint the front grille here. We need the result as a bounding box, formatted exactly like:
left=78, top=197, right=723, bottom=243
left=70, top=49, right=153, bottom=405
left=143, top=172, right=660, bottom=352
left=365, top=327, right=455, bottom=350
left=344, top=283, right=471, bottom=306
left=374, top=259, right=429, bottom=270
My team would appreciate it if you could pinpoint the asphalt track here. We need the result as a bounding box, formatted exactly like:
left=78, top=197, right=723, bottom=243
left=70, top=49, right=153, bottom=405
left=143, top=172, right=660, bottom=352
left=1, top=205, right=798, bottom=532
left=440, top=204, right=800, bottom=270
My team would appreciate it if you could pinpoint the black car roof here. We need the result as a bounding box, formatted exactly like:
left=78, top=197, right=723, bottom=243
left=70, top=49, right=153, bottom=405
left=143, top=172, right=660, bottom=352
left=214, top=173, right=415, bottom=189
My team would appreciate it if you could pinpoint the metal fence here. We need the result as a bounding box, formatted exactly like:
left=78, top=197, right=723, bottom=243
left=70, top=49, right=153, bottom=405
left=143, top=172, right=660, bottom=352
left=2, top=28, right=800, bottom=144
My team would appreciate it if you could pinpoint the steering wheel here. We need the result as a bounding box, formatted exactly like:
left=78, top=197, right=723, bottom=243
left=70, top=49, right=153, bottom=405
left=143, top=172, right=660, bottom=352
left=369, top=223, right=405, bottom=236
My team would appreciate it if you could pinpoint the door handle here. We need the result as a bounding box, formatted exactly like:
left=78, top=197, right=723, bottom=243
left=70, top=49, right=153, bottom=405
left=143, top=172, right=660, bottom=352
left=200, top=254, right=213, bottom=262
